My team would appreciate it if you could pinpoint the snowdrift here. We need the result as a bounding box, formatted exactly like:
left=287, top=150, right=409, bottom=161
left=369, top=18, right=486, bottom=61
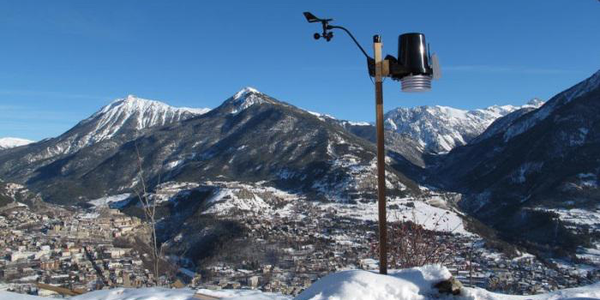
left=1, top=265, right=600, bottom=300
left=295, top=265, right=451, bottom=300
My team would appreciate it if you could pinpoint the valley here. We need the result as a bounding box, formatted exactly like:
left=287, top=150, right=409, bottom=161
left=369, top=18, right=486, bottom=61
left=2, top=183, right=599, bottom=297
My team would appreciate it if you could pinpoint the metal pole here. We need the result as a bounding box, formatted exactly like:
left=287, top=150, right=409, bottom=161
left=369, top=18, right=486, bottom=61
left=373, top=34, right=387, bottom=275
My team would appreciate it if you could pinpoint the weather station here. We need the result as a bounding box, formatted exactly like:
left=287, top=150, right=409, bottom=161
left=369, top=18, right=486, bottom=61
left=303, top=11, right=441, bottom=275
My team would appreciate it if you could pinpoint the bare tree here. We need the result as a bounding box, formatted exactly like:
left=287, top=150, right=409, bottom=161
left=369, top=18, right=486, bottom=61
left=466, top=240, right=476, bottom=287
left=371, top=207, right=457, bottom=269
left=132, top=143, right=164, bottom=285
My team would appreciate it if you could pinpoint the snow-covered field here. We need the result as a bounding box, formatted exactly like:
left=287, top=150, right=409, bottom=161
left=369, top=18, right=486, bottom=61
left=546, top=207, right=600, bottom=232
left=87, top=194, right=131, bottom=209
left=320, top=196, right=469, bottom=235
left=536, top=206, right=600, bottom=265
left=200, top=181, right=299, bottom=215
left=190, top=181, right=468, bottom=235
left=2, top=265, right=599, bottom=300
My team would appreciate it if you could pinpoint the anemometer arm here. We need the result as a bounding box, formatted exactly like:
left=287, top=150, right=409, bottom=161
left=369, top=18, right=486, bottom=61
left=325, top=25, right=371, bottom=60
left=304, top=12, right=371, bottom=60
left=304, top=11, right=441, bottom=81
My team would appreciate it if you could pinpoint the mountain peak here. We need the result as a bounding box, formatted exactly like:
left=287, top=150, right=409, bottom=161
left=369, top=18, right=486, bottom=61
left=0, top=137, right=34, bottom=150
left=103, top=95, right=209, bottom=116
left=526, top=98, right=545, bottom=107
left=61, top=95, right=210, bottom=151
left=106, top=95, right=165, bottom=110
left=222, top=87, right=271, bottom=114
left=233, top=87, right=261, bottom=100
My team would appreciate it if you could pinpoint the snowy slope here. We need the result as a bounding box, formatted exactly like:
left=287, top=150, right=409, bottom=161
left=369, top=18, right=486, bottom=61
left=219, top=87, right=278, bottom=115
left=320, top=196, right=470, bottom=234
left=11, top=95, right=210, bottom=164
left=435, top=70, right=600, bottom=255
left=384, top=99, right=544, bottom=154
left=503, top=71, right=600, bottom=142
left=0, top=87, right=422, bottom=204
left=0, top=137, right=33, bottom=150
left=295, top=266, right=600, bottom=300
left=2, top=265, right=600, bottom=300
left=78, top=94, right=210, bottom=145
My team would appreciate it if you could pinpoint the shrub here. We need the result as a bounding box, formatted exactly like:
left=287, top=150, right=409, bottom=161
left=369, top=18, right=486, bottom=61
left=371, top=209, right=455, bottom=269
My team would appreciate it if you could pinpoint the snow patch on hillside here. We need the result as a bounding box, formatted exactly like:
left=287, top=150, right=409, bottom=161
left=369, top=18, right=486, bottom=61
left=307, top=110, right=336, bottom=121
left=201, top=181, right=298, bottom=216
left=87, top=194, right=131, bottom=209
left=321, top=197, right=469, bottom=234
left=542, top=206, right=600, bottom=233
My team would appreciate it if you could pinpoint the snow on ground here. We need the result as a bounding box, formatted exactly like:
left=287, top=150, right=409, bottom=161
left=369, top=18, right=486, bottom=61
left=578, top=247, right=600, bottom=265
left=320, top=197, right=469, bottom=235
left=0, top=291, right=42, bottom=300
left=296, top=265, right=450, bottom=300
left=201, top=181, right=298, bottom=216
left=466, top=283, right=600, bottom=300
left=203, top=187, right=270, bottom=214
left=546, top=207, right=600, bottom=232
left=196, top=289, right=290, bottom=300
left=538, top=206, right=600, bottom=264
left=71, top=288, right=195, bottom=300
left=3, top=265, right=600, bottom=300
left=87, top=194, right=131, bottom=209
left=152, top=182, right=202, bottom=204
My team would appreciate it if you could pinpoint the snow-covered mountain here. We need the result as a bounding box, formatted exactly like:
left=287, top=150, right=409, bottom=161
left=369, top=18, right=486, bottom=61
left=384, top=99, right=544, bottom=154
left=65, top=95, right=210, bottom=153
left=434, top=70, right=600, bottom=255
left=220, top=87, right=272, bottom=114
left=0, top=137, right=33, bottom=150
left=0, top=88, right=420, bottom=204
left=11, top=95, right=210, bottom=164
left=85, top=94, right=210, bottom=137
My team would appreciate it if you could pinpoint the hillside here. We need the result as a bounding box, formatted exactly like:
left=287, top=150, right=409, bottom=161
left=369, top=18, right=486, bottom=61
left=434, top=70, right=600, bottom=256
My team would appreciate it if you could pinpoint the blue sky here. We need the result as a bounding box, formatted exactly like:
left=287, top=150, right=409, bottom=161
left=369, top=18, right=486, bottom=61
left=1, top=0, right=599, bottom=141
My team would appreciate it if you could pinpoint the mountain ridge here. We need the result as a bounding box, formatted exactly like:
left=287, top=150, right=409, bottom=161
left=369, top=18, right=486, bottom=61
left=384, top=100, right=544, bottom=154
left=0, top=137, right=34, bottom=150
left=432, top=69, right=600, bottom=254
left=0, top=88, right=421, bottom=204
